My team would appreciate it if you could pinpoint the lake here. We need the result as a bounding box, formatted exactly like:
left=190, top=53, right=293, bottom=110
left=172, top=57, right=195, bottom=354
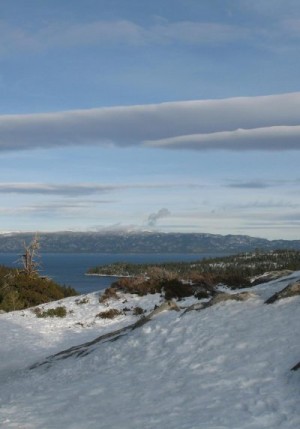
left=0, top=252, right=225, bottom=294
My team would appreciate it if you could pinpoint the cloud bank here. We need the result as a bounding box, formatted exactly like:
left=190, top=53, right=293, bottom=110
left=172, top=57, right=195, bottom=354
left=0, top=183, right=120, bottom=197
left=145, top=125, right=300, bottom=151
left=1, top=92, right=300, bottom=152
left=0, top=183, right=196, bottom=197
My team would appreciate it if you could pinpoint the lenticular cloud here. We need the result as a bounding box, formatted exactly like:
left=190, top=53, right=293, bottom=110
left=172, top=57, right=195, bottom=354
left=144, top=125, right=300, bottom=151
left=1, top=92, right=300, bottom=152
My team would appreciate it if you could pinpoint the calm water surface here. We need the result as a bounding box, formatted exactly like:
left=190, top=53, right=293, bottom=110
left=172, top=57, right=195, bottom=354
left=0, top=252, right=223, bottom=294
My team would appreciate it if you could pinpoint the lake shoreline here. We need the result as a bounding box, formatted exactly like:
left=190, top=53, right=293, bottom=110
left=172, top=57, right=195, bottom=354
left=0, top=252, right=212, bottom=294
left=85, top=273, right=133, bottom=278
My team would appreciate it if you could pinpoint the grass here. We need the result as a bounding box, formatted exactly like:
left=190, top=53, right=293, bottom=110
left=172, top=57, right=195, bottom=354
left=33, top=306, right=67, bottom=318
left=96, top=308, right=123, bottom=319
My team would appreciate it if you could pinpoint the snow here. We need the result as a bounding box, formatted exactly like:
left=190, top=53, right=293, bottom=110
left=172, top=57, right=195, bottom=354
left=0, top=273, right=299, bottom=428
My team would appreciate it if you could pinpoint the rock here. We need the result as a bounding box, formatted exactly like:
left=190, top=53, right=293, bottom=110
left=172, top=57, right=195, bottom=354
left=181, top=291, right=256, bottom=316
left=265, top=281, right=300, bottom=304
left=251, top=270, right=293, bottom=285
left=147, top=300, right=180, bottom=318
left=193, top=284, right=216, bottom=299
left=291, top=361, right=300, bottom=371
left=31, top=299, right=181, bottom=368
left=180, top=302, right=206, bottom=316
left=210, top=291, right=256, bottom=305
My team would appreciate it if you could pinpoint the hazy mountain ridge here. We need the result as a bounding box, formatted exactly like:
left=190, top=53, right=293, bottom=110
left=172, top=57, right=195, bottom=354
left=0, top=231, right=300, bottom=253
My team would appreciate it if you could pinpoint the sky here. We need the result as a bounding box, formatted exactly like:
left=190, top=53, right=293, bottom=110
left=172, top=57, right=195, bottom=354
left=1, top=0, right=300, bottom=239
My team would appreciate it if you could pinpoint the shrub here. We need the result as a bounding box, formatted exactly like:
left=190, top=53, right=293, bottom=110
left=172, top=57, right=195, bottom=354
left=99, top=287, right=119, bottom=303
left=112, top=275, right=195, bottom=300
left=96, top=308, right=123, bottom=319
left=0, top=270, right=78, bottom=312
left=133, top=306, right=145, bottom=316
left=145, top=267, right=176, bottom=281
left=34, top=306, right=67, bottom=318
left=194, top=289, right=211, bottom=299
left=189, top=272, right=216, bottom=288
left=111, top=276, right=161, bottom=296
left=0, top=290, right=24, bottom=312
left=162, top=279, right=194, bottom=300
left=216, top=270, right=251, bottom=289
left=76, top=297, right=89, bottom=305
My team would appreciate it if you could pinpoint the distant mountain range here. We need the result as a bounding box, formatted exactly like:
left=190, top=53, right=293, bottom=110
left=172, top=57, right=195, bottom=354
left=0, top=231, right=300, bottom=254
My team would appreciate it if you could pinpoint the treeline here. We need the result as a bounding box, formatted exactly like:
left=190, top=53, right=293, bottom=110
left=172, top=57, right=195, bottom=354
left=87, top=249, right=300, bottom=288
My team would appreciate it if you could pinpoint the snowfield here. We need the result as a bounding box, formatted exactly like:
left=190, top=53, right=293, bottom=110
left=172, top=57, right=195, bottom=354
left=0, top=273, right=299, bottom=429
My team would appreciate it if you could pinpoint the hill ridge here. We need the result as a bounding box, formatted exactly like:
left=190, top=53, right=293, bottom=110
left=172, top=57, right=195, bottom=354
left=1, top=231, right=300, bottom=253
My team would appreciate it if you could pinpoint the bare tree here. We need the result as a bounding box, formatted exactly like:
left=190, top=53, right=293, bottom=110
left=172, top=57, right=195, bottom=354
left=21, top=236, right=40, bottom=277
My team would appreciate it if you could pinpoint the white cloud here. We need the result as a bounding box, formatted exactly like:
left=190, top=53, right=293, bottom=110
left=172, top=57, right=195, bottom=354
left=0, top=183, right=197, bottom=196
left=0, top=20, right=144, bottom=56
left=0, top=183, right=122, bottom=197
left=0, top=19, right=251, bottom=56
left=48, top=19, right=244, bottom=48
left=0, top=21, right=39, bottom=56
left=226, top=180, right=274, bottom=189
left=41, top=20, right=144, bottom=48
left=1, top=92, right=300, bottom=152
left=1, top=12, right=300, bottom=60
left=238, top=0, right=300, bottom=18
left=149, top=21, right=249, bottom=45
left=144, top=125, right=300, bottom=151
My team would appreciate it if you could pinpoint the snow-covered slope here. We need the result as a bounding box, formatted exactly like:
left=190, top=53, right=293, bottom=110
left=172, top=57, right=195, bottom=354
left=0, top=273, right=299, bottom=429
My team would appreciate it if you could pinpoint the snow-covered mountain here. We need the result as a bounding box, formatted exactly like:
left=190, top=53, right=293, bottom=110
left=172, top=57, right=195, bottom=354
left=0, top=273, right=299, bottom=428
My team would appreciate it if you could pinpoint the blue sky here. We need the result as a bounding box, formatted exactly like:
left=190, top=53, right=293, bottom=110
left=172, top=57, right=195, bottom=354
left=1, top=0, right=300, bottom=239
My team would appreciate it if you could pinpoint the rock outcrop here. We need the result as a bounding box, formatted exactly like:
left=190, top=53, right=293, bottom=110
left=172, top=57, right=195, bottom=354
left=209, top=291, right=256, bottom=305
left=251, top=270, right=293, bottom=285
left=265, top=281, right=300, bottom=304
left=30, top=300, right=179, bottom=369
left=181, top=291, right=256, bottom=315
left=291, top=361, right=300, bottom=371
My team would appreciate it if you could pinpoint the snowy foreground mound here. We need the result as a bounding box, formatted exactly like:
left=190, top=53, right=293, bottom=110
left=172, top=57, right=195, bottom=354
left=0, top=273, right=299, bottom=429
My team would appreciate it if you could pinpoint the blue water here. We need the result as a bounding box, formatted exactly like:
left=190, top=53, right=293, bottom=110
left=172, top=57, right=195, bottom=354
left=0, top=252, right=223, bottom=294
